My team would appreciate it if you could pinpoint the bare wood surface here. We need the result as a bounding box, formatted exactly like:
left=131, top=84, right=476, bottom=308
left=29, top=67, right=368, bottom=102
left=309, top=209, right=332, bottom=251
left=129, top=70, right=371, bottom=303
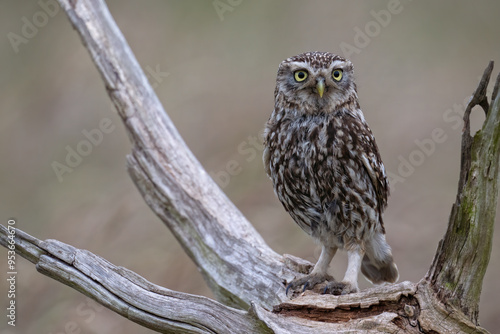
left=1, top=224, right=487, bottom=333
left=57, top=0, right=299, bottom=310
left=0, top=225, right=271, bottom=334
left=0, top=0, right=497, bottom=333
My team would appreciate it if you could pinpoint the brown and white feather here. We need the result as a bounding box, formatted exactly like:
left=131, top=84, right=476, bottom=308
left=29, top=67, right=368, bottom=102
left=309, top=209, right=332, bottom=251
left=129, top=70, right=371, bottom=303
left=263, top=52, right=398, bottom=293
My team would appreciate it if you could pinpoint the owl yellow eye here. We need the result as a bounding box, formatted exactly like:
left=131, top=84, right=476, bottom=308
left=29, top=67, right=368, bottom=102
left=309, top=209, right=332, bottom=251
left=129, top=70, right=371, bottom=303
left=294, top=70, right=308, bottom=82
left=332, top=69, right=343, bottom=81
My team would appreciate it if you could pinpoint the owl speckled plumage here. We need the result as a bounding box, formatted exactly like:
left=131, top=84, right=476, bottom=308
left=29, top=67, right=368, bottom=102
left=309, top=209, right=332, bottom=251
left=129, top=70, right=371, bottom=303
left=263, top=52, right=398, bottom=295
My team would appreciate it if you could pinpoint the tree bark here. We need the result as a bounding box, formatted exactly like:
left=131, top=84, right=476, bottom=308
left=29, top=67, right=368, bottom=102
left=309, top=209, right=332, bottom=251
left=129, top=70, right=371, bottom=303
left=57, top=0, right=298, bottom=311
left=0, top=0, right=498, bottom=333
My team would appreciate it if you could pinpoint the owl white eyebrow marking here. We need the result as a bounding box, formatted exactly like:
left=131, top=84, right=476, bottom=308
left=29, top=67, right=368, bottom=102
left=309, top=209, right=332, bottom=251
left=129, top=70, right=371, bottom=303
left=331, top=59, right=348, bottom=69
left=287, top=62, right=310, bottom=70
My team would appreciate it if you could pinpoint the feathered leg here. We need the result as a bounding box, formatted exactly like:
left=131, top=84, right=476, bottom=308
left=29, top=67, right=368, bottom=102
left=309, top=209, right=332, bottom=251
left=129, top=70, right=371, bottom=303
left=324, top=246, right=364, bottom=295
left=286, top=245, right=337, bottom=295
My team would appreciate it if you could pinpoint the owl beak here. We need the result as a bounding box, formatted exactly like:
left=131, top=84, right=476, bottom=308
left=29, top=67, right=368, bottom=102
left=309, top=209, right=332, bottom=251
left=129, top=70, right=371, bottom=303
left=316, top=79, right=325, bottom=98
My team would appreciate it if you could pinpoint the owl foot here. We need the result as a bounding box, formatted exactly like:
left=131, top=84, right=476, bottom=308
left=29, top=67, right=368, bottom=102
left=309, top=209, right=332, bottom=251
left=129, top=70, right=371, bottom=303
left=323, top=281, right=359, bottom=295
left=285, top=272, right=334, bottom=296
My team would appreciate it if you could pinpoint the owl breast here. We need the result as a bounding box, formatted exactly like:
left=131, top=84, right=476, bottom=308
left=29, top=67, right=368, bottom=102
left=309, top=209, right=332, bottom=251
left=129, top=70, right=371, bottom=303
left=264, top=108, right=381, bottom=250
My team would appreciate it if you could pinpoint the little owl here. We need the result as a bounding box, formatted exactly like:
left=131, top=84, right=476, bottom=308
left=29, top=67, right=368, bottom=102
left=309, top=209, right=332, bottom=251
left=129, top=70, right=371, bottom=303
left=263, top=52, right=398, bottom=295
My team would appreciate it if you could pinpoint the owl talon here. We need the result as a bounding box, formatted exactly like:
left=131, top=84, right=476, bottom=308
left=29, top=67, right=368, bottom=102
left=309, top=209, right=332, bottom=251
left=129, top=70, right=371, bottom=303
left=285, top=272, right=334, bottom=296
left=324, top=281, right=359, bottom=295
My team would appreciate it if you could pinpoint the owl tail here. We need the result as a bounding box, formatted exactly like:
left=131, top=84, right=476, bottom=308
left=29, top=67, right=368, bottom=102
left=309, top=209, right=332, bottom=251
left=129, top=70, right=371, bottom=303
left=361, top=232, right=399, bottom=284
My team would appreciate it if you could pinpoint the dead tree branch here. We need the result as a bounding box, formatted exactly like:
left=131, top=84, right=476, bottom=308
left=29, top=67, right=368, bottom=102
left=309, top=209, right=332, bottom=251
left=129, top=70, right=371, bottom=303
left=56, top=0, right=300, bottom=310
left=0, top=222, right=489, bottom=333
left=0, top=225, right=270, bottom=334
left=426, top=64, right=500, bottom=325
left=0, top=0, right=498, bottom=332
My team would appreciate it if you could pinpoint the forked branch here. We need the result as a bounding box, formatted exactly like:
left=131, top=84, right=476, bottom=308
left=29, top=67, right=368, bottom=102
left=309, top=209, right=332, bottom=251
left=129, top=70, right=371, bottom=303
left=56, top=0, right=298, bottom=310
left=426, top=63, right=500, bottom=325
left=0, top=0, right=498, bottom=333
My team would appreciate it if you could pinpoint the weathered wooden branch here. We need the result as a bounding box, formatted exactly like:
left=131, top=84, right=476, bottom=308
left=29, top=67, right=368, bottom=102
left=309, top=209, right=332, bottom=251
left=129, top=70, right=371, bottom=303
left=0, top=225, right=270, bottom=334
left=426, top=64, right=500, bottom=325
left=57, top=0, right=300, bottom=311
left=0, top=0, right=498, bottom=332
left=0, top=224, right=487, bottom=333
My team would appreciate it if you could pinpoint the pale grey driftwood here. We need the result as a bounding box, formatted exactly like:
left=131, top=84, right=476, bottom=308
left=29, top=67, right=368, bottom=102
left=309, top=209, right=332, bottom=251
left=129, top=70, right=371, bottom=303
left=0, top=225, right=271, bottom=334
left=0, top=0, right=498, bottom=332
left=57, top=0, right=298, bottom=310
left=1, top=224, right=488, bottom=333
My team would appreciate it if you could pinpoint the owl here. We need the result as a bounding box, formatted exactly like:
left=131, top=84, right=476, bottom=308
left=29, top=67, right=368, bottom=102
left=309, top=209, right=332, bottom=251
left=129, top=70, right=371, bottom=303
left=263, top=52, right=398, bottom=295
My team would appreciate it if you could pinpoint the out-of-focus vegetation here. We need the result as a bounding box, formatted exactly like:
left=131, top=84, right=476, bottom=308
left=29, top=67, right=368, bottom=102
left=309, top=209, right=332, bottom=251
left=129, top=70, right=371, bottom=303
left=1, top=1, right=499, bottom=333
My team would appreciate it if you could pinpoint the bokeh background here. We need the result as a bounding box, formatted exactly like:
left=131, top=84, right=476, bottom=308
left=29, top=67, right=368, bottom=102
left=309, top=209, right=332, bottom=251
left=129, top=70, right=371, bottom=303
left=1, top=1, right=499, bottom=333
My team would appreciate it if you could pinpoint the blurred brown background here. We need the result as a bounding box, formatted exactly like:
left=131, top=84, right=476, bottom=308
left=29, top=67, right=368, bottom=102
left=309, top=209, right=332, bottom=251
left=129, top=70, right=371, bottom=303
left=1, top=1, right=499, bottom=333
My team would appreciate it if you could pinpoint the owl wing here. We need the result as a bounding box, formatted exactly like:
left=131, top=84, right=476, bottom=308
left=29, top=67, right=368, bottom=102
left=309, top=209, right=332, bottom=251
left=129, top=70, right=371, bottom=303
left=321, top=113, right=389, bottom=237
left=347, top=114, right=389, bottom=214
left=320, top=111, right=388, bottom=214
left=360, top=149, right=389, bottom=211
left=263, top=115, right=279, bottom=178
left=263, top=146, right=271, bottom=177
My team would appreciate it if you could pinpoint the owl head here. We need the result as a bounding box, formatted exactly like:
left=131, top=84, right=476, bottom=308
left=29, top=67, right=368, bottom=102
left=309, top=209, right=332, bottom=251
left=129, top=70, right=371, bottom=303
left=275, top=52, right=358, bottom=114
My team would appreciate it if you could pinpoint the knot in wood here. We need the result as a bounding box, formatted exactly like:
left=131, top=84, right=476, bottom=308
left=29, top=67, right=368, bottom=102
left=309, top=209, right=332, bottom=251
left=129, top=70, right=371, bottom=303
left=404, top=304, right=415, bottom=317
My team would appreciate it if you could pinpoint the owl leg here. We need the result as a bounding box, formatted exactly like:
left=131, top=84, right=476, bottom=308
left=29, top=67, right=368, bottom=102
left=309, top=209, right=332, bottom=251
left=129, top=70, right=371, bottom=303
left=312, top=245, right=337, bottom=275
left=285, top=245, right=337, bottom=295
left=324, top=247, right=364, bottom=295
